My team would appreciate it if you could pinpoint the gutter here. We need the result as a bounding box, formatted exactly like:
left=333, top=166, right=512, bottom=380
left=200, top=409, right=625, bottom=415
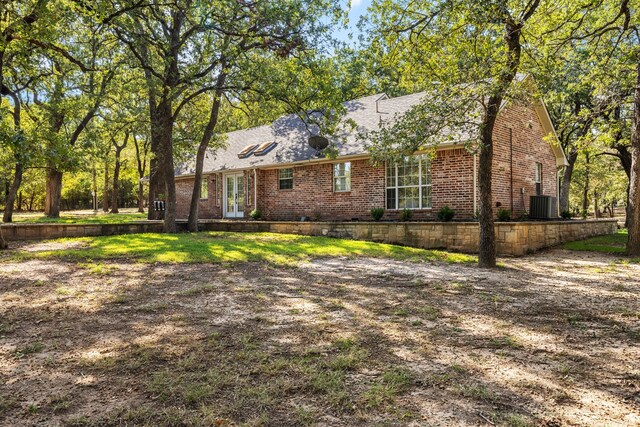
left=174, top=141, right=472, bottom=179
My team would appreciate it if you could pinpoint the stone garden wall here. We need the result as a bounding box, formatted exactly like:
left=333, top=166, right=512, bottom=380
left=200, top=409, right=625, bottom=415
left=1, top=221, right=164, bottom=241
left=1, top=219, right=617, bottom=256
left=199, top=219, right=618, bottom=256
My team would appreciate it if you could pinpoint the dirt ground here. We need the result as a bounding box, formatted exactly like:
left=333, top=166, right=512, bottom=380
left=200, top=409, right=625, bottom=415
left=0, top=244, right=639, bottom=426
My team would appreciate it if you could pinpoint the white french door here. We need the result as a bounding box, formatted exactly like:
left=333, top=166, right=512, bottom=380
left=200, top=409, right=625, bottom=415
left=224, top=173, right=244, bottom=218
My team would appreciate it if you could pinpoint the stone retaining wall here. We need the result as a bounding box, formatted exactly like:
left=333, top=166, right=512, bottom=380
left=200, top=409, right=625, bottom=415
left=0, top=221, right=164, bottom=241
left=1, top=219, right=618, bottom=256
left=198, top=219, right=618, bottom=256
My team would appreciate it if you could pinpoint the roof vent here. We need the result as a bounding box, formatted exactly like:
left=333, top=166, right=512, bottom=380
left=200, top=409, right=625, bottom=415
left=253, top=141, right=277, bottom=156
left=308, top=135, right=329, bottom=151
left=238, top=143, right=259, bottom=158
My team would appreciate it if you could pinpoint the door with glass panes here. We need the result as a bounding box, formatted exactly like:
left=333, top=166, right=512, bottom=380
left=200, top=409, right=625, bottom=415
left=224, top=173, right=244, bottom=218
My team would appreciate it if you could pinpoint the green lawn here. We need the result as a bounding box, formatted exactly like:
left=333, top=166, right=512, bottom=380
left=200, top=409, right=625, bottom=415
left=563, top=229, right=627, bottom=253
left=7, top=211, right=147, bottom=224
left=16, top=231, right=476, bottom=265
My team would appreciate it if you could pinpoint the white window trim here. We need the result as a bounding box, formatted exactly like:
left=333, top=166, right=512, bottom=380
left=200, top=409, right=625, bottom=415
left=200, top=176, right=209, bottom=200
left=278, top=168, right=294, bottom=190
left=385, top=156, right=432, bottom=210
left=333, top=162, right=351, bottom=192
left=534, top=162, right=542, bottom=183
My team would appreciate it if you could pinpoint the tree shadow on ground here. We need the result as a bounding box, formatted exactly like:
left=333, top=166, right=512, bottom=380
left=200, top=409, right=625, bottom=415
left=0, top=249, right=638, bottom=426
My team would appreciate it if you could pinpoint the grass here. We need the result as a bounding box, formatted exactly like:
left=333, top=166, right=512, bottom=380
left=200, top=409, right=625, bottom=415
left=563, top=229, right=627, bottom=253
left=17, top=231, right=477, bottom=265
left=7, top=211, right=147, bottom=224
left=363, top=367, right=414, bottom=408
left=13, top=342, right=44, bottom=359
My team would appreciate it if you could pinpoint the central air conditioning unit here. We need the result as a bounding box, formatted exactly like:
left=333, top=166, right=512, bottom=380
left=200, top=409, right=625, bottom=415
left=530, top=195, right=557, bottom=219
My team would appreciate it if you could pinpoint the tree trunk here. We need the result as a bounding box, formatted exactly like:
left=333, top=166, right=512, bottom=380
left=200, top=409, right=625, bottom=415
left=627, top=60, right=640, bottom=255
left=133, top=134, right=148, bottom=214
left=138, top=180, right=145, bottom=213
left=187, top=146, right=207, bottom=232
left=44, top=168, right=63, bottom=218
left=3, top=162, right=23, bottom=223
left=187, top=75, right=226, bottom=232
left=111, top=155, right=121, bottom=214
left=154, top=100, right=177, bottom=233
left=559, top=148, right=578, bottom=214
left=613, top=144, right=632, bottom=227
left=475, top=10, right=534, bottom=268
left=582, top=152, right=590, bottom=216
left=0, top=225, right=6, bottom=249
left=92, top=166, right=98, bottom=211
left=103, top=156, right=110, bottom=212
left=626, top=186, right=631, bottom=228
left=478, top=108, right=497, bottom=268
left=110, top=133, right=129, bottom=214
left=187, top=154, right=207, bottom=232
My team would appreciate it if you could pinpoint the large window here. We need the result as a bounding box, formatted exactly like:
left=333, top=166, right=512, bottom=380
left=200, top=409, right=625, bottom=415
left=279, top=168, right=293, bottom=189
left=200, top=177, right=209, bottom=199
left=386, top=155, right=432, bottom=209
left=334, top=162, right=351, bottom=192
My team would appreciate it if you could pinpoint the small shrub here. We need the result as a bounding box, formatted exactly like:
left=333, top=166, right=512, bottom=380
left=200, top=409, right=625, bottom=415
left=249, top=209, right=262, bottom=220
left=561, top=210, right=572, bottom=219
left=437, top=205, right=455, bottom=221
left=497, top=208, right=511, bottom=221
left=400, top=208, right=413, bottom=221
left=370, top=208, right=384, bottom=221
left=581, top=210, right=588, bottom=219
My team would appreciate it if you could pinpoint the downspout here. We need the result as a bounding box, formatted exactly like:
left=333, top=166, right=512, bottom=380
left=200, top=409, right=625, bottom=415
left=509, top=128, right=514, bottom=213
left=253, top=168, right=258, bottom=211
left=557, top=166, right=562, bottom=217
left=473, top=153, right=477, bottom=215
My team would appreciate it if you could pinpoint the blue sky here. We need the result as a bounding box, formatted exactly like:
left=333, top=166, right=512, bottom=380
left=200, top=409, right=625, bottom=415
left=333, top=0, right=373, bottom=44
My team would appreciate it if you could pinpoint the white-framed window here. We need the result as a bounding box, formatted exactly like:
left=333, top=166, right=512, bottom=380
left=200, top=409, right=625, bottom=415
left=200, top=176, right=208, bottom=199
left=278, top=168, right=293, bottom=190
left=333, top=162, right=351, bottom=192
left=535, top=162, right=542, bottom=195
left=386, top=155, right=432, bottom=209
left=534, top=162, right=542, bottom=183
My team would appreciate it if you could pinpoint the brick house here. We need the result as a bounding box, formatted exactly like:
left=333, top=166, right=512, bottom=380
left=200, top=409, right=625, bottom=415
left=174, top=92, right=567, bottom=221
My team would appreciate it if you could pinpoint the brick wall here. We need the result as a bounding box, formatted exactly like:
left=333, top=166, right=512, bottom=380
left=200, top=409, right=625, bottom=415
left=176, top=174, right=222, bottom=219
left=254, top=150, right=477, bottom=221
left=256, top=159, right=385, bottom=221
left=431, top=148, right=475, bottom=219
left=492, top=102, right=558, bottom=216
left=174, top=102, right=559, bottom=221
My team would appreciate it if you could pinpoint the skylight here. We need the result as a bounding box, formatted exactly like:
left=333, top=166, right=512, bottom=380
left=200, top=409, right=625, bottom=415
left=237, top=143, right=259, bottom=159
left=253, top=141, right=277, bottom=156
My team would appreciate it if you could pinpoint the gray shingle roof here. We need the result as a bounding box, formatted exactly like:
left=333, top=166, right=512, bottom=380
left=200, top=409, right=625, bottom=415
left=175, top=74, right=568, bottom=176
left=176, top=92, right=456, bottom=176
